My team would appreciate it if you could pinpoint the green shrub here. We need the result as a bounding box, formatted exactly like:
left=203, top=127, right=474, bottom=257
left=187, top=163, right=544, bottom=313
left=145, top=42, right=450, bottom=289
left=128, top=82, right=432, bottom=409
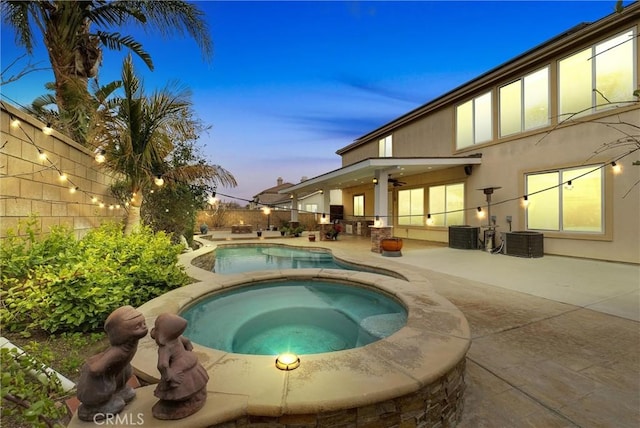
left=0, top=343, right=69, bottom=428
left=1, top=219, right=189, bottom=334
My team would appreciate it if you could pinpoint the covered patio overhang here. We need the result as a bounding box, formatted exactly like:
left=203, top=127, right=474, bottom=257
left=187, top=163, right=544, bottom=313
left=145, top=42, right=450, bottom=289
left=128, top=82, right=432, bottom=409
left=279, top=155, right=482, bottom=226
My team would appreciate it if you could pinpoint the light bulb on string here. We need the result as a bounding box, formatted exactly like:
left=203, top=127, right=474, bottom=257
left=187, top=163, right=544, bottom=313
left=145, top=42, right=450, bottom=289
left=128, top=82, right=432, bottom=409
left=611, top=162, right=621, bottom=174
left=42, top=123, right=53, bottom=135
left=95, top=149, right=106, bottom=163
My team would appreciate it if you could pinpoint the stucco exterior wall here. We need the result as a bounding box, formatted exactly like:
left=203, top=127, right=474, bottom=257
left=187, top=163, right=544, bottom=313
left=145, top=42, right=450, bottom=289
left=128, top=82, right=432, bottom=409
left=1, top=103, right=124, bottom=239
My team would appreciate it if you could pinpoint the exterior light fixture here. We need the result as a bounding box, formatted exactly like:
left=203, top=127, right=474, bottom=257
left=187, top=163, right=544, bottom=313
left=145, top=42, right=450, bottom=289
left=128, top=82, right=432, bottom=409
left=42, top=123, right=53, bottom=135
left=289, top=194, right=294, bottom=199
left=611, top=162, right=621, bottom=174
left=372, top=178, right=378, bottom=185
left=154, top=175, right=164, bottom=187
left=275, top=353, right=300, bottom=371
left=95, top=149, right=106, bottom=163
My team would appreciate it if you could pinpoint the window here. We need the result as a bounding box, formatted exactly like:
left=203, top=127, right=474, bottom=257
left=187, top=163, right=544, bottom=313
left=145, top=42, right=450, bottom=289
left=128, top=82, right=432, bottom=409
left=526, top=166, right=603, bottom=233
left=305, top=204, right=318, bottom=213
left=456, top=91, right=493, bottom=149
left=428, top=183, right=465, bottom=226
left=559, top=29, right=635, bottom=118
left=378, top=135, right=392, bottom=157
left=353, top=194, right=364, bottom=217
left=398, top=188, right=424, bottom=226
left=500, top=67, right=550, bottom=137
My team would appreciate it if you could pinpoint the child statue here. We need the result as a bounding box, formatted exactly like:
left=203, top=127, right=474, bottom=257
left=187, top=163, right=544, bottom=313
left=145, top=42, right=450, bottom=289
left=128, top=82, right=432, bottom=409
left=151, top=313, right=209, bottom=420
left=76, top=305, right=148, bottom=421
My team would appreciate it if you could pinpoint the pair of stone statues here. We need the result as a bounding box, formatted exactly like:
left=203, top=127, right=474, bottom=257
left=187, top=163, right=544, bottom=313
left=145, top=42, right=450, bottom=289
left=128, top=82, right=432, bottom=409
left=76, top=306, right=209, bottom=421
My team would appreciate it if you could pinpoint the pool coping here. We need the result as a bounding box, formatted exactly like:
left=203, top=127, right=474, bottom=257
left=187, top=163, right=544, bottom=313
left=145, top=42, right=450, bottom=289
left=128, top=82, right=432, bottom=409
left=129, top=241, right=471, bottom=425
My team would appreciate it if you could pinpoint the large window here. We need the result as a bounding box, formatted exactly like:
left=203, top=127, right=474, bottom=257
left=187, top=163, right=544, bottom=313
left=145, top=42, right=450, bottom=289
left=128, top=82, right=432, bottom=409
left=378, top=135, right=392, bottom=157
left=398, top=188, right=424, bottom=226
left=499, top=67, right=550, bottom=137
left=353, top=194, right=364, bottom=217
left=559, top=29, right=635, bottom=118
left=428, top=183, right=465, bottom=226
left=456, top=91, right=493, bottom=149
left=526, top=166, right=603, bottom=233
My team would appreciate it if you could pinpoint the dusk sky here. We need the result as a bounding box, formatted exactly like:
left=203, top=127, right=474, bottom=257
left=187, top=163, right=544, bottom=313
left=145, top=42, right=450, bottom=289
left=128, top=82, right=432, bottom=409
left=0, top=1, right=629, bottom=204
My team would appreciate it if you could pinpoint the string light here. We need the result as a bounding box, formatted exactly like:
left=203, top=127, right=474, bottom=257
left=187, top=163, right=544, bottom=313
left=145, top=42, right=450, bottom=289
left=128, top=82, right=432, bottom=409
left=3, top=100, right=635, bottom=228
left=69, top=186, right=78, bottom=194
left=154, top=175, right=164, bottom=187
left=95, top=149, right=106, bottom=163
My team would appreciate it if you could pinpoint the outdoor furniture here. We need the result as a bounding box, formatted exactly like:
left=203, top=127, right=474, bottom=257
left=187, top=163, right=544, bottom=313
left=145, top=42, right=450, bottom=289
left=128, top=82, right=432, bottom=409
left=231, top=224, right=253, bottom=234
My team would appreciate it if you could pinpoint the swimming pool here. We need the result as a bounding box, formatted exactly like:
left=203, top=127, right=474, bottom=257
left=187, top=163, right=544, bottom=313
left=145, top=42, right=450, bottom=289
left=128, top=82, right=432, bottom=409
left=181, top=279, right=407, bottom=355
left=209, top=244, right=396, bottom=276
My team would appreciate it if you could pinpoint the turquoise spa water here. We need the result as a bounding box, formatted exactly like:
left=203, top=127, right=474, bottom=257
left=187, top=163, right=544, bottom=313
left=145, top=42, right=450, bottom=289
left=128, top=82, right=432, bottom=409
left=212, top=245, right=363, bottom=274
left=181, top=280, right=407, bottom=355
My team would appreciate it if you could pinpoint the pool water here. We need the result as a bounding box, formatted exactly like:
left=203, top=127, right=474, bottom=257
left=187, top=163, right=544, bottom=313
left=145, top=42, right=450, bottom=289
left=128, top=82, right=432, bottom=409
left=181, top=280, right=407, bottom=355
left=212, top=245, right=355, bottom=274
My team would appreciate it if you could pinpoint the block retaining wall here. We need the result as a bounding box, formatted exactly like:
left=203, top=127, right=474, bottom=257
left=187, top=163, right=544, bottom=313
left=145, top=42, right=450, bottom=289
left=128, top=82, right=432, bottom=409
left=1, top=103, right=124, bottom=239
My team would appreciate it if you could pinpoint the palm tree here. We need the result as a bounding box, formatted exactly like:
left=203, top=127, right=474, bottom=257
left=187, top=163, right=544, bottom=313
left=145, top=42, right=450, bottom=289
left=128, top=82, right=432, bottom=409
left=91, top=55, right=235, bottom=234
left=1, top=0, right=212, bottom=143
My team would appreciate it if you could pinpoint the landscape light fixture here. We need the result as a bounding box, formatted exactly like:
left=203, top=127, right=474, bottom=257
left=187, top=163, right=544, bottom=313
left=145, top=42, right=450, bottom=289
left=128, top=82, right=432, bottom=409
left=275, top=353, right=300, bottom=371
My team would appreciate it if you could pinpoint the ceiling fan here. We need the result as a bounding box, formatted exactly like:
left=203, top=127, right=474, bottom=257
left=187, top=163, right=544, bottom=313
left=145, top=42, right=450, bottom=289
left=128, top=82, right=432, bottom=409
left=388, top=178, right=406, bottom=187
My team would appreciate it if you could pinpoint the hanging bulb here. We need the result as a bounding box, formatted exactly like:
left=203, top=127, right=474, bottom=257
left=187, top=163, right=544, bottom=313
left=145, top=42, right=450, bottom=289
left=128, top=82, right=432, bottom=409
left=38, top=150, right=47, bottom=161
left=69, top=186, right=78, bottom=194
left=59, top=173, right=67, bottom=182
left=154, top=175, right=164, bottom=186
left=477, top=207, right=485, bottom=219
left=42, top=123, right=53, bottom=135
left=426, top=214, right=433, bottom=226
left=95, top=149, right=106, bottom=163
left=522, top=195, right=529, bottom=207
left=611, top=162, right=621, bottom=174
left=564, top=180, right=573, bottom=190
left=91, top=196, right=98, bottom=203
left=10, top=116, right=20, bottom=128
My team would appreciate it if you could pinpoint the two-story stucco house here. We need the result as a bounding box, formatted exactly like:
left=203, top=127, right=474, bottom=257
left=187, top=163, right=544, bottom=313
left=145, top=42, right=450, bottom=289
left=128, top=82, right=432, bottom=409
left=283, top=3, right=640, bottom=264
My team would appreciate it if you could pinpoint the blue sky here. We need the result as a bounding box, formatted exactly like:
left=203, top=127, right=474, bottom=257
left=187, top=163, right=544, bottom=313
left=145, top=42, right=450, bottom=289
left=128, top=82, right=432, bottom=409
left=0, top=1, right=629, bottom=204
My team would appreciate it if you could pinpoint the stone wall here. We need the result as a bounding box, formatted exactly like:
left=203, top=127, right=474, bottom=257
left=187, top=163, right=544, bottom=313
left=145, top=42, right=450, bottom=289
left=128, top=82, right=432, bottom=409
left=1, top=102, right=124, bottom=239
left=210, top=358, right=466, bottom=428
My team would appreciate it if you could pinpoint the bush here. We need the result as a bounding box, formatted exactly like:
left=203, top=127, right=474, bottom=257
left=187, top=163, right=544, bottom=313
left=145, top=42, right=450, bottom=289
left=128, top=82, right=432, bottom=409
left=1, top=218, right=189, bottom=334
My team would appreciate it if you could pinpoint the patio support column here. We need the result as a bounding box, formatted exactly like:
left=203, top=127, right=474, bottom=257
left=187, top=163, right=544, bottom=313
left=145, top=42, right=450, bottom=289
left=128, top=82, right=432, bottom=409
left=322, top=188, right=331, bottom=220
left=290, top=194, right=299, bottom=224
left=374, top=171, right=389, bottom=226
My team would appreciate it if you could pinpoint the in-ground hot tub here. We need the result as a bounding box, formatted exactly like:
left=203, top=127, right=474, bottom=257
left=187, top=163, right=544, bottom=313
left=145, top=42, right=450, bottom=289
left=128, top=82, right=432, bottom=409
left=131, top=267, right=471, bottom=427
left=181, top=279, right=408, bottom=355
